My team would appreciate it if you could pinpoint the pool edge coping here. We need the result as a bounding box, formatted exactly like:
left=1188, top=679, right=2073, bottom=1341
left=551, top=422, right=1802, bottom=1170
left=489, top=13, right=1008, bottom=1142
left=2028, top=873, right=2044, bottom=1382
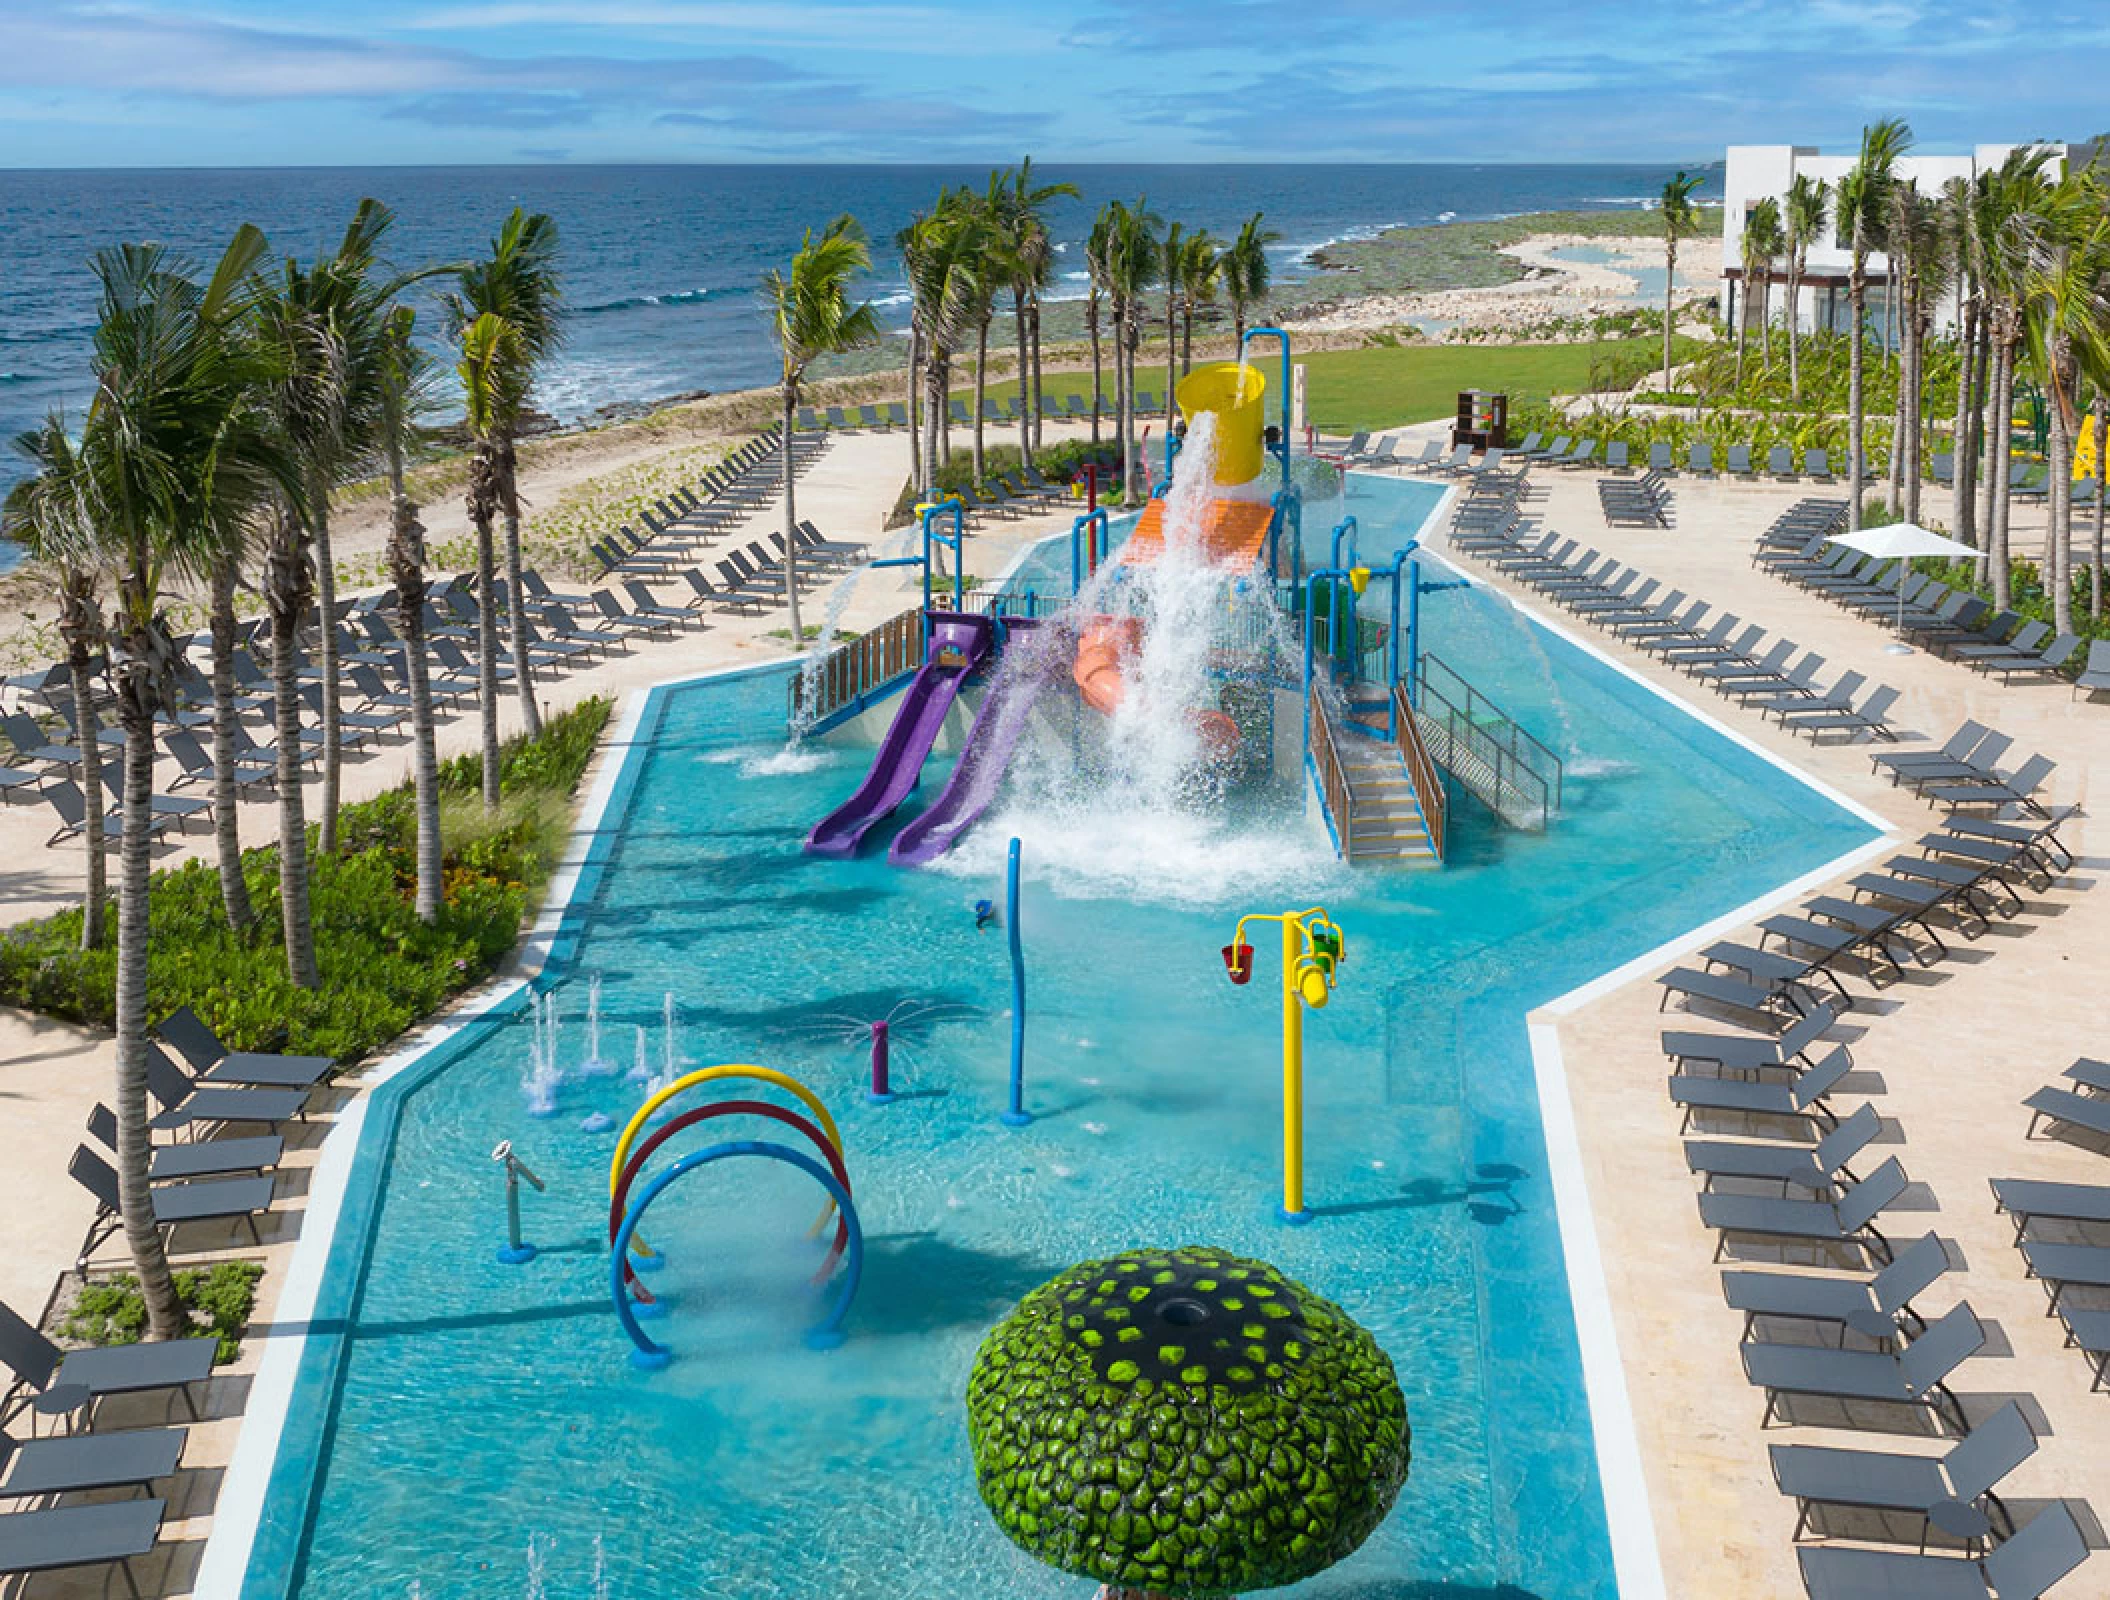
left=202, top=496, right=1888, bottom=1600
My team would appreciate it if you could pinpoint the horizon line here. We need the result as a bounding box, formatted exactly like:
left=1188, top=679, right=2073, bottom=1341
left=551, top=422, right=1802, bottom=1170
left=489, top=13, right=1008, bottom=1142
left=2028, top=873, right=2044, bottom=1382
left=0, top=156, right=1725, bottom=176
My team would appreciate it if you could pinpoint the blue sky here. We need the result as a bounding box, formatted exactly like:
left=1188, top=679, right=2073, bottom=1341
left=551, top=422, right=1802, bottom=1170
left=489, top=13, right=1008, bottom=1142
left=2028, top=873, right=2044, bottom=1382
left=0, top=0, right=2101, bottom=167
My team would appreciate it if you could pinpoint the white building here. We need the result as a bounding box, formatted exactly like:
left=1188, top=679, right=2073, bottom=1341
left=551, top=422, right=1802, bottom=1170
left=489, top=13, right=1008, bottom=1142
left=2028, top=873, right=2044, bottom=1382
left=1718, top=142, right=2091, bottom=337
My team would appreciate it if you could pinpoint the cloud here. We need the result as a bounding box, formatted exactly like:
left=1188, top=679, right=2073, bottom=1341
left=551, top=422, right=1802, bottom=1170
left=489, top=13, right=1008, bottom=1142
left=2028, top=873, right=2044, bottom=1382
left=402, top=1, right=1040, bottom=55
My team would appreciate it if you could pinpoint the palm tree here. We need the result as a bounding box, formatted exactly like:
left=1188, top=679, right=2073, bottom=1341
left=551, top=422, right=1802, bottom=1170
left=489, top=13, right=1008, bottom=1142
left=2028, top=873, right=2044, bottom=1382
left=251, top=200, right=405, bottom=982
left=1159, top=221, right=1186, bottom=426
left=1886, top=182, right=1949, bottom=524
left=1103, top=200, right=1163, bottom=503
left=1840, top=118, right=1914, bottom=527
left=764, top=215, right=880, bottom=646
left=1221, top=212, right=1282, bottom=348
left=1736, top=197, right=1784, bottom=383
left=1179, top=230, right=1221, bottom=374
left=1941, top=176, right=1983, bottom=547
left=1783, top=175, right=1829, bottom=400
left=1657, top=171, right=1704, bottom=391
left=990, top=159, right=1077, bottom=466
left=378, top=304, right=445, bottom=923
left=81, top=229, right=292, bottom=1338
left=1084, top=205, right=1117, bottom=447
left=2020, top=170, right=2110, bottom=638
left=445, top=211, right=563, bottom=786
left=3, top=417, right=109, bottom=947
left=896, top=196, right=984, bottom=498
left=1973, top=148, right=2055, bottom=606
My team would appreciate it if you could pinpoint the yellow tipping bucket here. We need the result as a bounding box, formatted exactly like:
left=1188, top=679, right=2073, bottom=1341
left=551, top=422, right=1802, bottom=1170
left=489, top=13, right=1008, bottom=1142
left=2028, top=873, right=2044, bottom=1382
left=1176, top=362, right=1268, bottom=486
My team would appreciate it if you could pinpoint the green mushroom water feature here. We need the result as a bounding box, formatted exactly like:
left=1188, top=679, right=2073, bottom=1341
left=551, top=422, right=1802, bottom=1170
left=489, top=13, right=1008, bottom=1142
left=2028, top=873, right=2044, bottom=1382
left=965, top=1246, right=1411, bottom=1599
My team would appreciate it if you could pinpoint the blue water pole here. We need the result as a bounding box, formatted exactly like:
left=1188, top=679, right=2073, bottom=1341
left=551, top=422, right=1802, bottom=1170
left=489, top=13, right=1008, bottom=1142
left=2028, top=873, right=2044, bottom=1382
left=1303, top=567, right=1354, bottom=756
left=1406, top=550, right=1424, bottom=710
left=1239, top=327, right=1295, bottom=488
left=1328, top=518, right=1360, bottom=670
left=1000, top=838, right=1031, bottom=1127
left=1070, top=509, right=1109, bottom=596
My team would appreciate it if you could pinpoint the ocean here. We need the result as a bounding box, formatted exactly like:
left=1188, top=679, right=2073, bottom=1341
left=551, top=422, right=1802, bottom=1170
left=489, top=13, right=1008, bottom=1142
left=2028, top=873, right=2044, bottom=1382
left=0, top=161, right=1705, bottom=566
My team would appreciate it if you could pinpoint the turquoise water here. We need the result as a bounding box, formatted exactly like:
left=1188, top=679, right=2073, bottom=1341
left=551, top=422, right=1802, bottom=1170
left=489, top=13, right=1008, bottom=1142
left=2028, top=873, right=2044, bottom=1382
left=1546, top=244, right=1670, bottom=305
left=244, top=475, right=1873, bottom=1600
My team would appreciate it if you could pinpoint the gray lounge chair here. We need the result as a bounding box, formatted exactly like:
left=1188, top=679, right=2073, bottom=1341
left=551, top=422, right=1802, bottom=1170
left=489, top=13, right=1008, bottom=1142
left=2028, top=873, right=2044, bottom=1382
left=156, top=1005, right=332, bottom=1089
left=0, top=1298, right=215, bottom=1426
left=1768, top=445, right=1797, bottom=479
left=2071, top=639, right=2110, bottom=699
left=1803, top=448, right=1834, bottom=481
left=0, top=1423, right=186, bottom=1503
left=1647, top=442, right=1674, bottom=473
left=1669, top=1045, right=1853, bottom=1132
left=1773, top=1399, right=2035, bottom=1545
left=1688, top=442, right=1716, bottom=475
left=1922, top=753, right=2057, bottom=816
left=1721, top=1230, right=1948, bottom=1344
left=1684, top=1102, right=1880, bottom=1194
left=2024, top=1084, right=2110, bottom=1143
left=1661, top=1004, right=1843, bottom=1073
left=1741, top=1300, right=1984, bottom=1432
left=87, top=1102, right=280, bottom=1182
left=1699, top=1155, right=1907, bottom=1263
left=145, top=1042, right=308, bottom=1134
left=69, top=1145, right=273, bottom=1263
left=1726, top=444, right=1756, bottom=477
left=0, top=1499, right=166, bottom=1599
left=1796, top=1502, right=2085, bottom=1600
left=1602, top=441, right=1630, bottom=471
left=1991, top=1176, right=2110, bottom=1241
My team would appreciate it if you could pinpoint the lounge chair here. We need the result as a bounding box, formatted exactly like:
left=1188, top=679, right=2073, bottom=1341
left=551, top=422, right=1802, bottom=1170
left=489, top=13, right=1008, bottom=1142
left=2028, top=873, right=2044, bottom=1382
left=87, top=1102, right=279, bottom=1182
left=1559, top=440, right=1599, bottom=471
left=1767, top=445, right=1797, bottom=479
left=1657, top=962, right=1816, bottom=1024
left=0, top=1499, right=167, bottom=1599
left=1803, top=448, right=1834, bottom=481
left=0, top=1297, right=215, bottom=1427
left=1991, top=1175, right=2110, bottom=1244
left=677, top=568, right=764, bottom=617
left=1697, top=1155, right=1907, bottom=1263
left=1772, top=1399, right=2035, bottom=1546
left=1921, top=752, right=2056, bottom=816
left=1602, top=441, right=1630, bottom=472
left=1761, top=670, right=1865, bottom=728
left=1688, top=442, right=1716, bottom=475
left=1647, top=442, right=1674, bottom=473
left=0, top=1422, right=186, bottom=1504
left=1661, top=1004, right=1843, bottom=1073
left=1931, top=451, right=1955, bottom=488
left=1684, top=1101, right=1881, bottom=1195
left=1725, top=444, right=1756, bottom=477
left=619, top=581, right=699, bottom=632
left=42, top=782, right=176, bottom=852
left=1797, top=1502, right=2085, bottom=1600
left=1722, top=1230, right=1948, bottom=1345
left=1524, top=434, right=1571, bottom=463
left=145, top=1042, right=308, bottom=1135
left=69, top=1144, right=273, bottom=1263
left=2024, top=1084, right=2110, bottom=1144
left=1741, top=1300, right=1983, bottom=1432
left=156, top=1005, right=332, bottom=1090
left=886, top=402, right=911, bottom=429
left=1669, top=1045, right=1854, bottom=1132
left=164, top=729, right=274, bottom=797
left=2071, top=639, right=2110, bottom=699
left=1789, top=683, right=1900, bottom=743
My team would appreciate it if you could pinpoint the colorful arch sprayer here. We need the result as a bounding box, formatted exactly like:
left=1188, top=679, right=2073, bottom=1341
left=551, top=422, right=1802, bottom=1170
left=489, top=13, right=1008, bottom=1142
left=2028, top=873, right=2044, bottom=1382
left=606, top=1065, right=863, bottom=1370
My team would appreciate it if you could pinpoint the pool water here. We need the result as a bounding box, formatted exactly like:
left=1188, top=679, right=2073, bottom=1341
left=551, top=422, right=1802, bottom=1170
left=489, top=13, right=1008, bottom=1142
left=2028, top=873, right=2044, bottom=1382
left=242, top=475, right=1874, bottom=1600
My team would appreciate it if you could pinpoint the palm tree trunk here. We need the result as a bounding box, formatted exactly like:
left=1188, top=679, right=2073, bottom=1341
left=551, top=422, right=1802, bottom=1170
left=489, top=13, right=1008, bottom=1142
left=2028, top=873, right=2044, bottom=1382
left=925, top=358, right=945, bottom=491
left=1087, top=296, right=1104, bottom=447
left=1661, top=237, right=1677, bottom=389
left=1735, top=274, right=1747, bottom=386
left=1182, top=302, right=1194, bottom=375
left=1988, top=333, right=2016, bottom=609
left=938, top=356, right=952, bottom=467
left=972, top=316, right=988, bottom=485
left=1164, top=293, right=1178, bottom=426
left=2093, top=396, right=2106, bottom=620
left=111, top=663, right=182, bottom=1338
left=1786, top=256, right=1803, bottom=399
left=1118, top=302, right=1139, bottom=504
left=207, top=558, right=253, bottom=932
left=1953, top=300, right=1978, bottom=546
left=781, top=391, right=804, bottom=645
left=1848, top=241, right=1867, bottom=529
left=502, top=444, right=541, bottom=740
left=2048, top=363, right=2075, bottom=637
left=1980, top=323, right=2005, bottom=577
left=385, top=455, right=443, bottom=925
left=1029, top=300, right=1045, bottom=453
left=1013, top=292, right=1034, bottom=471
left=61, top=588, right=105, bottom=949
left=905, top=334, right=923, bottom=494
left=314, top=501, right=342, bottom=855
left=470, top=458, right=502, bottom=813
left=265, top=520, right=319, bottom=990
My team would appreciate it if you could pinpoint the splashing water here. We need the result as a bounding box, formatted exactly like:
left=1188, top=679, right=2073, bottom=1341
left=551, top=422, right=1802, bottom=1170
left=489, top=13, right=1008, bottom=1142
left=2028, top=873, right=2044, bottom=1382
left=521, top=997, right=562, bottom=1118
left=944, top=411, right=1340, bottom=906
left=626, top=1025, right=653, bottom=1085
left=662, top=992, right=683, bottom=1078
left=787, top=520, right=926, bottom=745
left=579, top=974, right=612, bottom=1075
left=524, top=1533, right=550, bottom=1600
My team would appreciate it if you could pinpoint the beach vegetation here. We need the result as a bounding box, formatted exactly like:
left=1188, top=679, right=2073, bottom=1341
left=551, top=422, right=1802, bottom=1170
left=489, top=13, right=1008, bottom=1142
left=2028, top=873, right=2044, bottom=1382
left=1222, top=211, right=1282, bottom=349
left=62, top=1261, right=262, bottom=1366
left=1657, top=170, right=1706, bottom=395
left=0, top=697, right=610, bottom=1066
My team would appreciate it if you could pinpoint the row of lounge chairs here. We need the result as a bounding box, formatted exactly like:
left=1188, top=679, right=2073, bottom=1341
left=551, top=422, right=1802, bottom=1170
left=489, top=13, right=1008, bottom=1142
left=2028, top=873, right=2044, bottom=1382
left=0, top=1009, right=333, bottom=1594
left=797, top=392, right=1159, bottom=433
left=1450, top=496, right=1900, bottom=744
left=1658, top=791, right=2089, bottom=1596
left=1869, top=719, right=2060, bottom=817
left=1599, top=469, right=1674, bottom=528
left=1754, top=511, right=2110, bottom=697
left=2004, top=1056, right=2110, bottom=1395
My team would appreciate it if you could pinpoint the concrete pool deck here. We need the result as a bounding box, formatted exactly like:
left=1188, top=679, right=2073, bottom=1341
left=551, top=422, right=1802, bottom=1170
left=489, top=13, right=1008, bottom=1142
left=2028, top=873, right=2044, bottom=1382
left=4, top=421, right=2107, bottom=1597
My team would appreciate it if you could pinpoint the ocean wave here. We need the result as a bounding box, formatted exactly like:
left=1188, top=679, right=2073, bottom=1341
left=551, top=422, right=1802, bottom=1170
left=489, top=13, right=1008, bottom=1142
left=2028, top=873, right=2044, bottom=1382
left=0, top=372, right=31, bottom=385
left=868, top=291, right=914, bottom=309
left=575, top=287, right=714, bottom=315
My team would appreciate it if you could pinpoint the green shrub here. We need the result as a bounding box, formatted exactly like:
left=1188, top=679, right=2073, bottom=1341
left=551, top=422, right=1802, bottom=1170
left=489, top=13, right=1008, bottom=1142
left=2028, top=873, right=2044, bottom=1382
left=63, top=1262, right=263, bottom=1365
left=0, top=698, right=611, bottom=1063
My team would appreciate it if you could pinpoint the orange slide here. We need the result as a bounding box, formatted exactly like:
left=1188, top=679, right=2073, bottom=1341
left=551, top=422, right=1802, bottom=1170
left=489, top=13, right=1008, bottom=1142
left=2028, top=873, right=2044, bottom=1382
left=1073, top=615, right=1239, bottom=758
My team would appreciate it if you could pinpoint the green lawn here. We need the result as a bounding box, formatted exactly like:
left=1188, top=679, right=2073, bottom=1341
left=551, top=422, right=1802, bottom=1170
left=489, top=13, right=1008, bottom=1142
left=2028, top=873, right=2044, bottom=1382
left=948, top=338, right=1683, bottom=435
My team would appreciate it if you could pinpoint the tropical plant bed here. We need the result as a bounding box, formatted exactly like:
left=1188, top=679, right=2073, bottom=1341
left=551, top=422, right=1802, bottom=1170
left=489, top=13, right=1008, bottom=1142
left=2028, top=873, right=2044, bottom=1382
left=52, top=1261, right=263, bottom=1365
left=0, top=698, right=611, bottom=1064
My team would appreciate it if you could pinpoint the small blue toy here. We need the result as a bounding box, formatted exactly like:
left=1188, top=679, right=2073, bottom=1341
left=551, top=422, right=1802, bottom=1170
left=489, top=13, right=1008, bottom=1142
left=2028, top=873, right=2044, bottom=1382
left=974, top=898, right=997, bottom=932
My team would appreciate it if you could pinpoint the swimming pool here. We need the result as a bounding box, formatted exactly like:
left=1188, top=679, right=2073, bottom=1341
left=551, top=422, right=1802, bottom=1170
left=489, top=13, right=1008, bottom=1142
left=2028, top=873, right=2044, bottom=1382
left=221, top=474, right=1877, bottom=1600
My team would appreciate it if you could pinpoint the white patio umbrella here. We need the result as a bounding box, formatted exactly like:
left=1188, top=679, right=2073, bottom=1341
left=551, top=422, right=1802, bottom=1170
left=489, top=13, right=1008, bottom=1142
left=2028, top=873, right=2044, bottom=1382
left=1825, top=522, right=1981, bottom=651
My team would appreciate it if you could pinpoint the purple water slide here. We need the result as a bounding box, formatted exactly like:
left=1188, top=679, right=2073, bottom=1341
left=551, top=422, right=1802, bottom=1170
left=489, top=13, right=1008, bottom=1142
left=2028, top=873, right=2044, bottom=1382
left=803, top=612, right=994, bottom=859
left=889, top=620, right=1047, bottom=867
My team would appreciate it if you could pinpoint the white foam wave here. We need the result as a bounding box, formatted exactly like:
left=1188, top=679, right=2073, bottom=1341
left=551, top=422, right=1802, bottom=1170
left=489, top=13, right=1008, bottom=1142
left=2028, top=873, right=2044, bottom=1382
left=704, top=744, right=836, bottom=778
